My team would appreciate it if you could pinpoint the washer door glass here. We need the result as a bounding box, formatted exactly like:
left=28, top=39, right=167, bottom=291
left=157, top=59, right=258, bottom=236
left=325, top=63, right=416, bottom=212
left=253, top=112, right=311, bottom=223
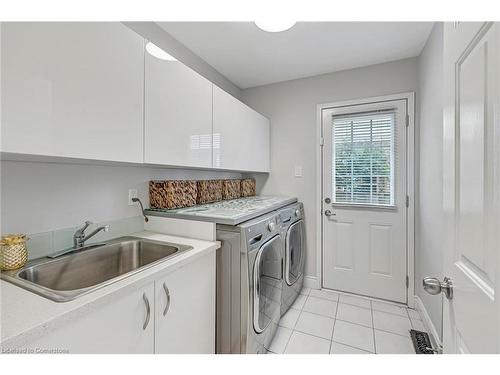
left=286, top=220, right=304, bottom=285
left=253, top=235, right=282, bottom=334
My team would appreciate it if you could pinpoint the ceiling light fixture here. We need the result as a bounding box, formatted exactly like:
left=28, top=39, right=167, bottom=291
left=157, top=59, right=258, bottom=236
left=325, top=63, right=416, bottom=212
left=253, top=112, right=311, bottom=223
left=145, top=42, right=177, bottom=61
left=254, top=20, right=296, bottom=33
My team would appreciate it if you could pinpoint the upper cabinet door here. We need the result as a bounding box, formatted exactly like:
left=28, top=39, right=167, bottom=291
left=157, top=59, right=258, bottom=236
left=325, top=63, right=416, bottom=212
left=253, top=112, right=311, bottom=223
left=213, top=85, right=270, bottom=172
left=1, top=23, right=144, bottom=163
left=144, top=46, right=213, bottom=168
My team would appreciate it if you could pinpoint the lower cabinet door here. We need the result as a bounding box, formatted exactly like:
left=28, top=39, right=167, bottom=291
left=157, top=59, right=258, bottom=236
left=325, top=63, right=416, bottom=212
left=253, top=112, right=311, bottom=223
left=155, top=252, right=216, bottom=353
left=26, top=283, right=155, bottom=354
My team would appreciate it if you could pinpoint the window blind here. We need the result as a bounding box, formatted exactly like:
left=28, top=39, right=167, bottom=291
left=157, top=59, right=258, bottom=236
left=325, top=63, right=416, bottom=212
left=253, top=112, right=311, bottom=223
left=332, top=111, right=395, bottom=206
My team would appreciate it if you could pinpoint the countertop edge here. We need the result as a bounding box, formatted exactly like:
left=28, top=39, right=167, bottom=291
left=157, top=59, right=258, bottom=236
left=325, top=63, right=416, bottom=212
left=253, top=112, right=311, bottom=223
left=0, top=231, right=219, bottom=348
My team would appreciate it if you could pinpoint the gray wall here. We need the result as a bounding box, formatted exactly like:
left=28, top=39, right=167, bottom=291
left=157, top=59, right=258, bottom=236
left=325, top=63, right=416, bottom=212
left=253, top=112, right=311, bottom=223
left=415, top=23, right=444, bottom=339
left=1, top=160, right=240, bottom=235
left=241, top=58, right=419, bottom=279
left=124, top=22, right=241, bottom=98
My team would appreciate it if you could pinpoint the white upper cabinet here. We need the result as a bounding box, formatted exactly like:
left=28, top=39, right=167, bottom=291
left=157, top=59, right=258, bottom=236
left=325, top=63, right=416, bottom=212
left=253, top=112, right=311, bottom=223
left=1, top=23, right=144, bottom=163
left=1, top=23, right=270, bottom=172
left=144, top=45, right=213, bottom=168
left=213, top=85, right=270, bottom=172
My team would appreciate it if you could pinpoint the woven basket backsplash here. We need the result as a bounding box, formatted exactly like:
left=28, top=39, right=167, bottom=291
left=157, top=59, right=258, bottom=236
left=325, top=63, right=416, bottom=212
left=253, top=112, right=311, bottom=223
left=149, top=180, right=197, bottom=209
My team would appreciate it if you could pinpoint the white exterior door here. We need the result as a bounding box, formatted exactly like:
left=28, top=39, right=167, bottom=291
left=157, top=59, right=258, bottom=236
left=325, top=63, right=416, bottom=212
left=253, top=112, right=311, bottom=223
left=442, top=22, right=500, bottom=353
left=321, top=96, right=411, bottom=304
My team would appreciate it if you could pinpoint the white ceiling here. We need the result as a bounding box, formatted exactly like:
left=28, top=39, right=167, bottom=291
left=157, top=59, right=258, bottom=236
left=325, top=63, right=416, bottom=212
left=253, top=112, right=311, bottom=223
left=158, top=22, right=434, bottom=89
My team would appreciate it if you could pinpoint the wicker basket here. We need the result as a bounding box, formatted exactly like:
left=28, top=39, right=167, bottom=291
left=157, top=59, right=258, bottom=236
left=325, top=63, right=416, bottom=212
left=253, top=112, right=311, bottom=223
left=241, top=178, right=256, bottom=197
left=149, top=180, right=197, bottom=209
left=197, top=180, right=223, bottom=204
left=1, top=234, right=29, bottom=270
left=223, top=179, right=242, bottom=200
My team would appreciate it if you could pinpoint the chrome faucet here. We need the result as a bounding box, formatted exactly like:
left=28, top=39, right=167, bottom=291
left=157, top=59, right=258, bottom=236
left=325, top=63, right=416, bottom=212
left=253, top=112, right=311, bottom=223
left=73, top=221, right=110, bottom=249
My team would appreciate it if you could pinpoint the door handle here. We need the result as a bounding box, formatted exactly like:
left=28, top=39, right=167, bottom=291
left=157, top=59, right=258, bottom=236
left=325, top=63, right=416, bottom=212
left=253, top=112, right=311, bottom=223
left=423, top=277, right=453, bottom=300
left=142, top=292, right=151, bottom=330
left=162, top=282, right=171, bottom=317
left=324, top=210, right=336, bottom=217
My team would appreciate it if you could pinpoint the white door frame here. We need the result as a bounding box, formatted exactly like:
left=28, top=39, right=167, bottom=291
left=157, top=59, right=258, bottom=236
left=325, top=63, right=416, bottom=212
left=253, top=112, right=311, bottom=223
left=316, top=92, right=415, bottom=307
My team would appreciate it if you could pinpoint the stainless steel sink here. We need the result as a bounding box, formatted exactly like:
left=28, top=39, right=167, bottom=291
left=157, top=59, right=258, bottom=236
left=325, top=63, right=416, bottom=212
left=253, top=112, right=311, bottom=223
left=0, top=236, right=192, bottom=302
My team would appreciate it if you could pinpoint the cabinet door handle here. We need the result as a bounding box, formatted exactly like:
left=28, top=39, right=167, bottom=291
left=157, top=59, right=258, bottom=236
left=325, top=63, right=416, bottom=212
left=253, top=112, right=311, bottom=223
left=162, top=282, right=171, bottom=317
left=142, top=292, right=150, bottom=330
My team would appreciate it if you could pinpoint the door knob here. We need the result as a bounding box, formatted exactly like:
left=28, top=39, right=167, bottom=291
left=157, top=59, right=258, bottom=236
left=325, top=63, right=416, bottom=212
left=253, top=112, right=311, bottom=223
left=324, top=210, right=336, bottom=217
left=423, top=277, right=453, bottom=300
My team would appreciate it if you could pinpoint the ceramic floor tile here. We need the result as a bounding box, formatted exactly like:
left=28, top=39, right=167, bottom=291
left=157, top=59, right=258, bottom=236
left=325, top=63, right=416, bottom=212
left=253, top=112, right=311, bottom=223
left=295, top=311, right=335, bottom=339
left=371, top=300, right=408, bottom=317
left=336, top=303, right=373, bottom=327
left=332, top=320, right=375, bottom=353
left=279, top=308, right=301, bottom=329
left=375, top=330, right=415, bottom=354
left=285, top=331, right=331, bottom=354
left=291, top=294, right=307, bottom=310
left=309, top=289, right=340, bottom=302
left=372, top=310, right=412, bottom=336
left=410, top=318, right=427, bottom=332
left=407, top=308, right=422, bottom=321
left=302, top=296, right=338, bottom=318
left=269, top=326, right=293, bottom=354
left=300, top=287, right=311, bottom=295
left=338, top=294, right=372, bottom=309
left=330, top=341, right=372, bottom=354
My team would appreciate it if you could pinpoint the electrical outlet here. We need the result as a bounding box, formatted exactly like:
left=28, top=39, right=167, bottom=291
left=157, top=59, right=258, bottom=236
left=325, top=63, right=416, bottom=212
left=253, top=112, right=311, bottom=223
left=294, top=166, right=303, bottom=177
left=128, top=189, right=138, bottom=205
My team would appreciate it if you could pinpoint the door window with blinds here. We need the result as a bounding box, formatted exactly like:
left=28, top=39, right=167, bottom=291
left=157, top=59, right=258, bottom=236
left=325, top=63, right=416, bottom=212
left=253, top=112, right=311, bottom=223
left=332, top=111, right=395, bottom=207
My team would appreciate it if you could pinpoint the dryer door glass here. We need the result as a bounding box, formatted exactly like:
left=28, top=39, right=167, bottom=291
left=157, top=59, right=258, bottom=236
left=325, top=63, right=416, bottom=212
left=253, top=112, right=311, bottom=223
left=253, top=235, right=282, bottom=334
left=286, top=220, right=304, bottom=285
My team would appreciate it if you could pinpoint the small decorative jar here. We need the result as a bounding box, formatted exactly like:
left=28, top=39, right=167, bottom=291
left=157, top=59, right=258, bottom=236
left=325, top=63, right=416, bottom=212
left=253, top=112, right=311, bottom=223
left=0, top=234, right=29, bottom=271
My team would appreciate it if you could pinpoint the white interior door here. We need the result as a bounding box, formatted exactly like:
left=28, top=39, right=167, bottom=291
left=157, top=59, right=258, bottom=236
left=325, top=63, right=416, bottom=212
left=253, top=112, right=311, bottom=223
left=442, top=22, right=500, bottom=353
left=321, top=97, right=410, bottom=304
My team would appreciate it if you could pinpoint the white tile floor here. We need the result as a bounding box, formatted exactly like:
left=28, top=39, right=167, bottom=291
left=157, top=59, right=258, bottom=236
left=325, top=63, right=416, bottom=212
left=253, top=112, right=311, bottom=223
left=268, top=288, right=427, bottom=354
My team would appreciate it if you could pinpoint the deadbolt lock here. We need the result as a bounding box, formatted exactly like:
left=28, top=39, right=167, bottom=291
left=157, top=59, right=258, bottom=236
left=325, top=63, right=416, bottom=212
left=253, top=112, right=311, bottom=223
left=324, top=197, right=331, bottom=204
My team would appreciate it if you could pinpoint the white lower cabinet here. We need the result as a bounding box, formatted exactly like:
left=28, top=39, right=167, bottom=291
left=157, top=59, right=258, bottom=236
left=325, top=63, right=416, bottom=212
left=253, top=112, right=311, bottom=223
left=22, top=252, right=216, bottom=354
left=154, top=251, right=216, bottom=353
left=28, top=283, right=155, bottom=354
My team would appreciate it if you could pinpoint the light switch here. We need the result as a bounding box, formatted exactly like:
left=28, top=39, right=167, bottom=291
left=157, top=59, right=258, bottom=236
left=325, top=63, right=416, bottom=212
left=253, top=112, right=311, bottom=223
left=294, top=166, right=303, bottom=177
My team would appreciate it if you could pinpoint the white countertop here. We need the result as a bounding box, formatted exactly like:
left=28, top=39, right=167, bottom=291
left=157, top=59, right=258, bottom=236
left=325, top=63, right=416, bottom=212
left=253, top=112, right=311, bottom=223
left=0, top=231, right=219, bottom=348
left=146, top=196, right=297, bottom=225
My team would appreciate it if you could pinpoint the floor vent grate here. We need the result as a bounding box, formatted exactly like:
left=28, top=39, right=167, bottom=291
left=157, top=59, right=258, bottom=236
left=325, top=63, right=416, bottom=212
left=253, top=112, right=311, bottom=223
left=410, top=329, right=435, bottom=354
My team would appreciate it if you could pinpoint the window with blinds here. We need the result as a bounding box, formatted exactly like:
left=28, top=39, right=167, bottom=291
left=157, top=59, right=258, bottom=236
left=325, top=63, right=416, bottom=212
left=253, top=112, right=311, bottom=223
left=332, top=111, right=395, bottom=206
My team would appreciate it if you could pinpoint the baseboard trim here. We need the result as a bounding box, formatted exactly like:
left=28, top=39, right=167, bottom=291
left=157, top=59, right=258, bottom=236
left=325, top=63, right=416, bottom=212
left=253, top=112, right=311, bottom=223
left=304, top=276, right=320, bottom=289
left=414, top=295, right=442, bottom=348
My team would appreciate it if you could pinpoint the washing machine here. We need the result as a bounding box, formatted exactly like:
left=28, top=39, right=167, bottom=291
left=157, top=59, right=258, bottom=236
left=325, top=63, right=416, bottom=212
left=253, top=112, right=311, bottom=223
left=279, top=202, right=305, bottom=316
left=216, top=211, right=283, bottom=353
